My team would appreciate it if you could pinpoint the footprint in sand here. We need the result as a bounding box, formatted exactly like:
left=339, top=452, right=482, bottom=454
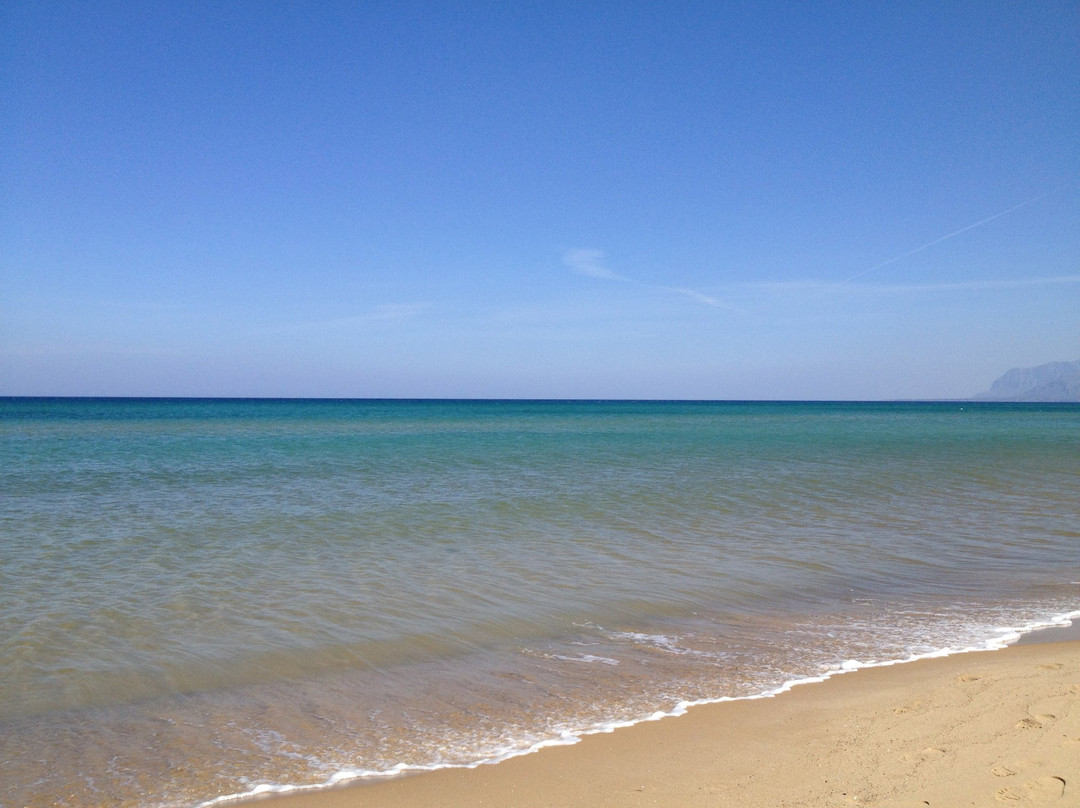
left=893, top=699, right=928, bottom=715
left=1037, top=777, right=1067, bottom=799
left=995, top=776, right=1067, bottom=803
left=1016, top=718, right=1044, bottom=730
left=957, top=673, right=981, bottom=682
left=1038, top=663, right=1064, bottom=671
left=992, top=765, right=1017, bottom=777
left=911, top=746, right=946, bottom=764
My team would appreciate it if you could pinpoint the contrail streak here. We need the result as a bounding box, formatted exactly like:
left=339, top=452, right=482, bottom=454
left=841, top=189, right=1054, bottom=284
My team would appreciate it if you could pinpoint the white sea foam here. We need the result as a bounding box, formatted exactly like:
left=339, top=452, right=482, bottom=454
left=548, top=653, right=620, bottom=665
left=603, top=629, right=723, bottom=659
left=197, top=609, right=1080, bottom=808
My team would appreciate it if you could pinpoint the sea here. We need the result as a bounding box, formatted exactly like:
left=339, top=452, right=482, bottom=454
left=2, top=398, right=1078, bottom=808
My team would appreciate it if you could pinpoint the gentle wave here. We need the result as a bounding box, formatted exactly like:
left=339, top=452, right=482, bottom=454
left=198, top=609, right=1080, bottom=808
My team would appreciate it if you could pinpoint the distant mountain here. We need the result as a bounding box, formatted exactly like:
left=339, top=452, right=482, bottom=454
left=976, top=359, right=1080, bottom=402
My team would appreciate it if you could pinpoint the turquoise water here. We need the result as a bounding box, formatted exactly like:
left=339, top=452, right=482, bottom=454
left=2, top=399, right=1079, bottom=807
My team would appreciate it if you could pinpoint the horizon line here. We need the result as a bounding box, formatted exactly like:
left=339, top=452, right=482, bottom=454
left=2, top=395, right=1074, bottom=404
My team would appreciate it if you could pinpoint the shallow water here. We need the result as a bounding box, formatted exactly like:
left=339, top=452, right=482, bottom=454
left=2, top=399, right=1078, bottom=807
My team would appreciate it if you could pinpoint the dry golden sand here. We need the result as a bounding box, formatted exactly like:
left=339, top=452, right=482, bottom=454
left=257, top=640, right=1080, bottom=808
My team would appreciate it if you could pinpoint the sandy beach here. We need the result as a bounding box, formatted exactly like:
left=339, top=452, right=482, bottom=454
left=257, top=637, right=1079, bottom=808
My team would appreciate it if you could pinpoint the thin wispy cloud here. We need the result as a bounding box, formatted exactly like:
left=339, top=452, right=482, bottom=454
left=265, top=302, right=431, bottom=334
left=841, top=188, right=1057, bottom=284
left=563, top=248, right=626, bottom=281
left=748, top=275, right=1080, bottom=295
left=664, top=286, right=724, bottom=308
left=870, top=275, right=1080, bottom=294
left=564, top=247, right=726, bottom=309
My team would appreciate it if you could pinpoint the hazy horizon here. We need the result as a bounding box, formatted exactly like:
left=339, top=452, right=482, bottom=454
left=3, top=2, right=1078, bottom=400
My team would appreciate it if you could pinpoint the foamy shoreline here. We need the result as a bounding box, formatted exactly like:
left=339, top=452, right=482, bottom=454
left=209, top=612, right=1080, bottom=808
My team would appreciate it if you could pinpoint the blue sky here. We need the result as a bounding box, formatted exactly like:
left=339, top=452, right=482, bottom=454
left=2, top=1, right=1077, bottom=399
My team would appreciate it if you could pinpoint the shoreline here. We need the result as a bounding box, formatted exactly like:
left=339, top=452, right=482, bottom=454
left=233, top=628, right=1079, bottom=808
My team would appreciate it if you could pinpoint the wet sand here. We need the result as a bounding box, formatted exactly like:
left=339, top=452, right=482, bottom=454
left=250, top=637, right=1080, bottom=808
